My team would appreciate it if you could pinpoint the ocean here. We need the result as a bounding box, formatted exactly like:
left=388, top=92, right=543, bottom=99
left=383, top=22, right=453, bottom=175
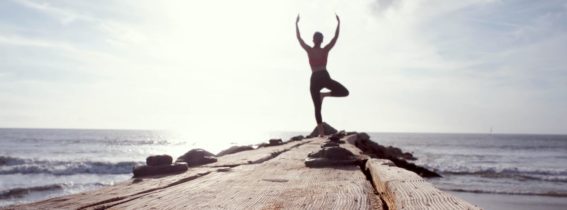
left=1, top=128, right=566, bottom=209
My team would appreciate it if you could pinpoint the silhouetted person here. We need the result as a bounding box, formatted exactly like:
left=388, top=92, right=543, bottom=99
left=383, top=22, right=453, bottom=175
left=296, top=14, right=349, bottom=137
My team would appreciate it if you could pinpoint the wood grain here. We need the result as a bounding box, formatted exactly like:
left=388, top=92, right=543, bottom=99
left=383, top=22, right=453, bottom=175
left=366, top=159, right=482, bottom=210
left=104, top=138, right=382, bottom=210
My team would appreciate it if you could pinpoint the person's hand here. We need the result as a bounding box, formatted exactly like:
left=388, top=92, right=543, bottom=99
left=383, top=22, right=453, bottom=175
left=296, top=14, right=300, bottom=24
left=335, top=14, right=340, bottom=23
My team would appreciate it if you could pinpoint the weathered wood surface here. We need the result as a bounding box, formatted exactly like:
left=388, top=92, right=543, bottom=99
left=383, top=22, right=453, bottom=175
left=365, top=159, right=482, bottom=210
left=106, top=138, right=382, bottom=210
left=8, top=134, right=482, bottom=210
left=7, top=138, right=383, bottom=210
left=5, top=140, right=309, bottom=210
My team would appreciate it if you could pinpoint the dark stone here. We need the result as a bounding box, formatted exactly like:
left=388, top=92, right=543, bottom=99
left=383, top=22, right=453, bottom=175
left=305, top=145, right=357, bottom=167
left=304, top=157, right=357, bottom=168
left=146, top=155, right=173, bottom=166
left=307, top=122, right=338, bottom=137
left=346, top=131, right=358, bottom=135
left=322, top=147, right=355, bottom=160
left=269, top=139, right=283, bottom=146
left=307, top=146, right=355, bottom=160
left=357, top=132, right=370, bottom=141
left=258, top=138, right=286, bottom=148
left=132, top=163, right=188, bottom=177
left=176, top=149, right=217, bottom=167
left=328, top=130, right=347, bottom=142
left=217, top=145, right=254, bottom=156
left=288, top=135, right=305, bottom=142
left=402, top=152, right=415, bottom=160
left=321, top=142, right=340, bottom=148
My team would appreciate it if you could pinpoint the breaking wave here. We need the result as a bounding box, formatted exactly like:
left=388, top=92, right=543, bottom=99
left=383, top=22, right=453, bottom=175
left=441, top=187, right=567, bottom=197
left=437, top=167, right=567, bottom=182
left=0, top=156, right=141, bottom=175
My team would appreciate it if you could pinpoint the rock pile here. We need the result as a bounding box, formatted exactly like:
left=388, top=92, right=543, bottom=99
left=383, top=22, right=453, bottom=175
left=352, top=132, right=440, bottom=177
left=133, top=154, right=188, bottom=178
left=305, top=145, right=358, bottom=168
left=176, top=149, right=218, bottom=166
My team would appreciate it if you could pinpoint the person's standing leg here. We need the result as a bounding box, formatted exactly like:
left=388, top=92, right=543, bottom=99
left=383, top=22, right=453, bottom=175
left=311, top=85, right=323, bottom=126
left=310, top=74, right=325, bottom=137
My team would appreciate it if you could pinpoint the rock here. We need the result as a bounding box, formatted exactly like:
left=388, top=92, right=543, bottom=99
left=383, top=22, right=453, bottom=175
left=346, top=131, right=358, bottom=135
left=321, top=142, right=340, bottom=148
left=132, top=163, right=188, bottom=177
left=257, top=143, right=269, bottom=148
left=351, top=136, right=440, bottom=178
left=146, top=155, right=173, bottom=166
left=288, top=135, right=305, bottom=142
left=304, top=157, right=356, bottom=168
left=402, top=152, right=415, bottom=161
left=305, top=146, right=357, bottom=168
left=307, top=122, right=338, bottom=137
left=258, top=138, right=285, bottom=148
left=328, top=130, right=346, bottom=142
left=269, top=139, right=283, bottom=146
left=307, top=146, right=355, bottom=160
left=176, top=149, right=217, bottom=167
left=217, top=145, right=254, bottom=156
left=357, top=132, right=370, bottom=141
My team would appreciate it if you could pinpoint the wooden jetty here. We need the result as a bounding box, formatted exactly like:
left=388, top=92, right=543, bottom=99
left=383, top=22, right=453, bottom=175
left=5, top=135, right=481, bottom=210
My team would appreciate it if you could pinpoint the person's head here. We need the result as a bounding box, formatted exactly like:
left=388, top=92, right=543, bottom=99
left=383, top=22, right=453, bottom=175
left=313, top=32, right=323, bottom=46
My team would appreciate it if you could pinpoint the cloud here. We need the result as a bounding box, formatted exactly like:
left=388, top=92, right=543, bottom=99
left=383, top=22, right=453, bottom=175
left=1, top=0, right=566, bottom=134
left=12, top=0, right=97, bottom=24
left=372, top=0, right=398, bottom=13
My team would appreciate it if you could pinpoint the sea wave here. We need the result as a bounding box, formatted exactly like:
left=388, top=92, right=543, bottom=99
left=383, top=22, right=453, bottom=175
left=0, top=184, right=64, bottom=199
left=0, top=156, right=26, bottom=166
left=2, top=138, right=171, bottom=146
left=441, top=187, right=567, bottom=197
left=0, top=183, right=107, bottom=200
left=437, top=167, right=567, bottom=182
left=0, top=156, right=141, bottom=175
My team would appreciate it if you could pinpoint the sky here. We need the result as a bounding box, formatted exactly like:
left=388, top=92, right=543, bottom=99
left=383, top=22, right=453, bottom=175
left=1, top=0, right=566, bottom=135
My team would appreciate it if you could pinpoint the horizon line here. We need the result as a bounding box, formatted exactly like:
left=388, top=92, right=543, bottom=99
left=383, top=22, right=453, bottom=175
left=0, top=127, right=566, bottom=136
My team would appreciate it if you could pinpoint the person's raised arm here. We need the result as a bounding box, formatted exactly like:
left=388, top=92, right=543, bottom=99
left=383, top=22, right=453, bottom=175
left=296, top=14, right=309, bottom=51
left=324, top=14, right=340, bottom=51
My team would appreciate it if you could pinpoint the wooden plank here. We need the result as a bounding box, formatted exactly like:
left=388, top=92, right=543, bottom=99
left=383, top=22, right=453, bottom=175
left=7, top=140, right=309, bottom=210
left=206, top=140, right=308, bottom=167
left=365, top=159, right=482, bottom=210
left=10, top=168, right=212, bottom=210
left=100, top=138, right=382, bottom=210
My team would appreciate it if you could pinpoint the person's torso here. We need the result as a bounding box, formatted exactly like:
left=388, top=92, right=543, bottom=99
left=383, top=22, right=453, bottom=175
left=307, top=47, right=329, bottom=72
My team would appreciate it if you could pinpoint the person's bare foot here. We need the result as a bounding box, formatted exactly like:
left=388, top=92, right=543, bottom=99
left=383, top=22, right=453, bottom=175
left=317, top=123, right=325, bottom=137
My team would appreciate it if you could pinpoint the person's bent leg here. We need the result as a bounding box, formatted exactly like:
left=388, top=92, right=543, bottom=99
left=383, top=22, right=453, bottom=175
left=326, top=79, right=349, bottom=97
